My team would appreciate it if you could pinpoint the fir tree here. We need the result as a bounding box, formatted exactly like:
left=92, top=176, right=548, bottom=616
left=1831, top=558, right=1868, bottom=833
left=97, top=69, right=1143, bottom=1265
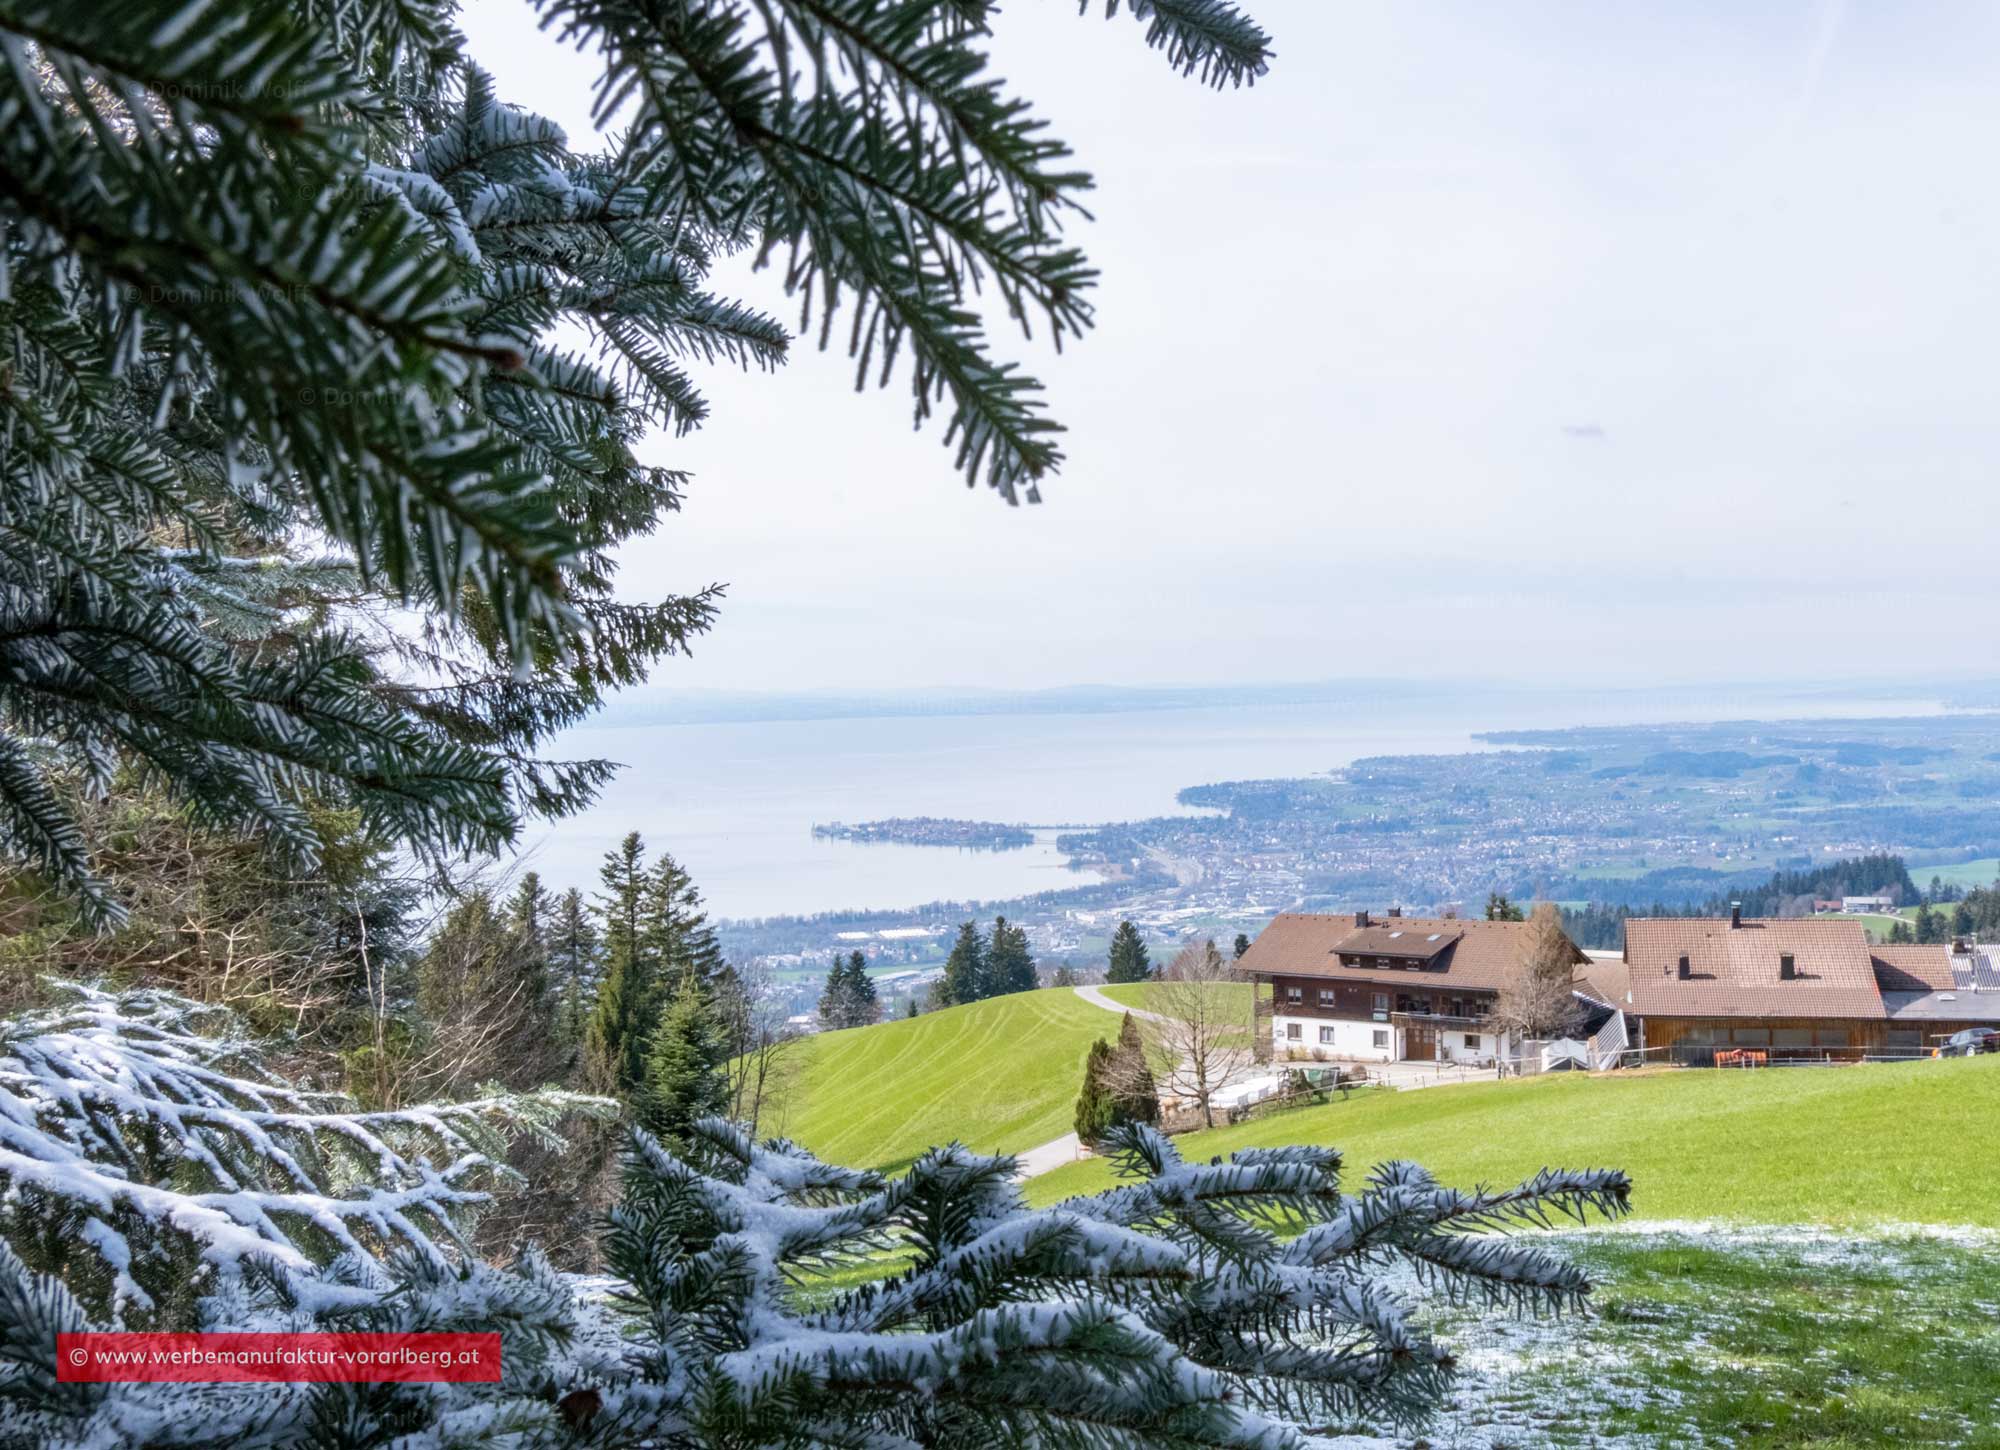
left=1234, top=931, right=1253, bottom=959
left=1072, top=1038, right=1120, bottom=1146
left=818, top=957, right=854, bottom=1030
left=584, top=834, right=660, bottom=1095
left=0, top=0, right=1275, bottom=924
left=548, top=886, right=600, bottom=1053
left=1113, top=1010, right=1162, bottom=1128
left=843, top=949, right=880, bottom=1025
left=507, top=872, right=551, bottom=946
left=986, top=915, right=1037, bottom=996
left=1053, top=961, right=1079, bottom=988
left=1106, top=919, right=1153, bottom=983
left=940, top=919, right=988, bottom=1006
left=1487, top=892, right=1526, bottom=922
left=639, top=971, right=729, bottom=1150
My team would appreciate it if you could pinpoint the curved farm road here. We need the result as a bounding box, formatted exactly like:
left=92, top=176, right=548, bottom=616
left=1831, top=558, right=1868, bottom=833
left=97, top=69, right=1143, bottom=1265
left=1010, top=985, right=1168, bottom=1182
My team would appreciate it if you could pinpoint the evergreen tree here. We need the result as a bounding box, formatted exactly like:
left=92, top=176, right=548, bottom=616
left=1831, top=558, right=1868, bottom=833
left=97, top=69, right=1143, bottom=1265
left=1106, top=919, right=1153, bottom=983
left=0, top=0, right=1275, bottom=925
left=507, top=872, right=552, bottom=946
left=584, top=834, right=659, bottom=1095
left=844, top=950, right=880, bottom=1025
left=904, top=996, right=919, bottom=1020
left=1072, top=1039, right=1120, bottom=1146
left=1953, top=901, right=1976, bottom=937
left=940, top=920, right=988, bottom=1006
left=548, top=886, right=600, bottom=1053
left=1888, top=918, right=1917, bottom=944
left=1487, top=893, right=1526, bottom=922
left=640, top=971, right=729, bottom=1150
left=1113, top=1011, right=1161, bottom=1128
left=986, top=915, right=1038, bottom=997
left=641, top=850, right=726, bottom=987
left=818, top=957, right=855, bottom=1030
left=1233, top=931, right=1253, bottom=959
left=1915, top=902, right=1945, bottom=944
left=1053, top=961, right=1080, bottom=988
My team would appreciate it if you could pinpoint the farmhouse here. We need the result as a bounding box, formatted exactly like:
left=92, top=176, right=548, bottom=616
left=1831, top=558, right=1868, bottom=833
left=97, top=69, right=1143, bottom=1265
left=1234, top=910, right=1594, bottom=1066
left=1614, top=910, right=2000, bottom=1062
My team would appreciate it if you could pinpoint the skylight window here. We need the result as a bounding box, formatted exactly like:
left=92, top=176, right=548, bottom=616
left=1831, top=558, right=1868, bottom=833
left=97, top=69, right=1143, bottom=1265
left=1388, top=931, right=1403, bottom=938
left=1426, top=933, right=1442, bottom=941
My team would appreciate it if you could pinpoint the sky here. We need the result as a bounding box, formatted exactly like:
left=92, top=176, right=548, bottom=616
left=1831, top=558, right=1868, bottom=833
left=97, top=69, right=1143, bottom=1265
left=461, top=1, right=2000, bottom=695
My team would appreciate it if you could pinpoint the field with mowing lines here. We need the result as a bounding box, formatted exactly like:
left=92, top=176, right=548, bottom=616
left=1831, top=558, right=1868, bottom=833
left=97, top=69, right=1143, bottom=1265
left=768, top=987, right=1128, bottom=1171
left=1025, top=1055, right=2000, bottom=1225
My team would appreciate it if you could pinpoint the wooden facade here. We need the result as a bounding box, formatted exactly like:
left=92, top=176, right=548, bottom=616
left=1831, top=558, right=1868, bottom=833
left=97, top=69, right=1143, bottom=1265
left=1266, top=974, right=1495, bottom=1022
left=1636, top=1015, right=1963, bottom=1063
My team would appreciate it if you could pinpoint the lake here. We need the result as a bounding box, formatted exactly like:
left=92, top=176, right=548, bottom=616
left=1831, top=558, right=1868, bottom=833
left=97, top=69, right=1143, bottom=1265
left=523, top=684, right=1948, bottom=920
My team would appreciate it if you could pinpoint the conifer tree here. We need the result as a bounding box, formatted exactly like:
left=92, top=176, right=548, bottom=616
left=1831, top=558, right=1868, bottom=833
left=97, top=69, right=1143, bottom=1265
left=1107, top=919, right=1153, bottom=983
left=1113, top=1010, right=1162, bottom=1128
left=1053, top=961, right=1079, bottom=988
left=986, top=914, right=1037, bottom=996
left=548, top=886, right=600, bottom=1052
left=0, top=0, right=1275, bottom=925
left=1234, top=931, right=1253, bottom=959
left=843, top=949, right=880, bottom=1025
left=1072, top=1038, right=1120, bottom=1146
left=640, top=971, right=729, bottom=1149
left=939, top=919, right=988, bottom=1006
left=818, top=957, right=855, bottom=1030
left=508, top=872, right=552, bottom=946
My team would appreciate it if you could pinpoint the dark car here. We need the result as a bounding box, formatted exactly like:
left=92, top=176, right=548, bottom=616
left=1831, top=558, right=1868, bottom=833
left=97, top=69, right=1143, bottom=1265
left=1940, top=1028, right=2000, bottom=1058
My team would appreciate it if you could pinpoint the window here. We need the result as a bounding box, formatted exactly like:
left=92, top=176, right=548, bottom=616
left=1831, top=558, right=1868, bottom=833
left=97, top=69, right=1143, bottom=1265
left=1317, top=988, right=1335, bottom=1006
left=1372, top=992, right=1390, bottom=1013
left=1463, top=1033, right=1481, bottom=1050
left=1886, top=1030, right=1921, bottom=1052
left=1319, top=1026, right=1337, bottom=1045
left=1371, top=1029, right=1389, bottom=1049
left=1813, top=1028, right=1850, bottom=1047
left=1286, top=1023, right=1302, bottom=1040
left=1773, top=1029, right=1812, bottom=1047
left=1285, top=985, right=1302, bottom=1004
left=1731, top=1027, right=1771, bottom=1045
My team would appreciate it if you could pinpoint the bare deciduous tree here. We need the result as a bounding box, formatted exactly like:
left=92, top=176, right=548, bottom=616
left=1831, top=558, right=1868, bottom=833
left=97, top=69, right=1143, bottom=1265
left=1483, top=902, right=1584, bottom=1047
left=719, top=959, right=805, bottom=1137
left=1149, top=939, right=1252, bottom=1129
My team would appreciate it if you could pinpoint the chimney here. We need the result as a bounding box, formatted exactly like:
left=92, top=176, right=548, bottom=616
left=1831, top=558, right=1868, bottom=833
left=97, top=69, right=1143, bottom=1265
left=1779, top=952, right=1796, bottom=981
left=1730, top=902, right=1743, bottom=929
left=1355, top=909, right=1371, bottom=929
left=1677, top=954, right=1691, bottom=980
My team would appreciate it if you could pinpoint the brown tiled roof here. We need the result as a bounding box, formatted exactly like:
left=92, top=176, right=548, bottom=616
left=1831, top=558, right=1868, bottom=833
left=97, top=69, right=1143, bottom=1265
left=1624, top=917, right=1885, bottom=1020
left=1869, top=945, right=1954, bottom=993
left=1235, top=912, right=1583, bottom=992
left=1331, top=924, right=1461, bottom=960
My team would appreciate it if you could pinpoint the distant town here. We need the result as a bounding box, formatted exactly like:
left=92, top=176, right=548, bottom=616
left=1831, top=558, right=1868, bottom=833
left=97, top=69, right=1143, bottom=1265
left=720, top=712, right=2000, bottom=1015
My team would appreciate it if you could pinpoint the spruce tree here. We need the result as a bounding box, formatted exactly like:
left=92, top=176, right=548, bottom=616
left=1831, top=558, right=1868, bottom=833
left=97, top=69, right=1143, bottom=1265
left=818, top=957, right=854, bottom=1029
left=1053, top=961, right=1079, bottom=988
left=0, top=0, right=1275, bottom=924
left=585, top=833, right=660, bottom=1095
left=1234, top=931, right=1253, bottom=959
left=844, top=949, right=880, bottom=1025
left=640, top=971, right=729, bottom=1150
left=1073, top=1038, right=1119, bottom=1146
left=1114, top=1011, right=1162, bottom=1127
left=940, top=919, right=988, bottom=1006
left=1106, top=919, right=1153, bottom=983
left=986, top=914, right=1037, bottom=996
left=548, top=886, right=600, bottom=1053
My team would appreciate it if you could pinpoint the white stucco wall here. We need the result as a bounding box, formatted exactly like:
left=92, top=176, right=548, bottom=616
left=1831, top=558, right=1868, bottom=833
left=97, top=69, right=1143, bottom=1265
left=1273, top=1015, right=1394, bottom=1062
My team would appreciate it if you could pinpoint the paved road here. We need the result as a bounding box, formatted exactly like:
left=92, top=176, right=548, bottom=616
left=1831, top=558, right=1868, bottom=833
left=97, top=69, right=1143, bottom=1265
left=1071, top=983, right=1168, bottom=1022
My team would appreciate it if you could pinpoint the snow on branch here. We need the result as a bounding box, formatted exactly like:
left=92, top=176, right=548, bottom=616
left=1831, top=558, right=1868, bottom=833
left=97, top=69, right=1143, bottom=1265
left=0, top=982, right=611, bottom=1319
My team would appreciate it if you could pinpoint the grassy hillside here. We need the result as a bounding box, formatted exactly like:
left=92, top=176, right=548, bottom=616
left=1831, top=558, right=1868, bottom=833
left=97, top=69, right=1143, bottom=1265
left=1025, top=1056, right=2000, bottom=1225
left=1095, top=981, right=1251, bottom=1016
left=769, top=988, right=1126, bottom=1172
